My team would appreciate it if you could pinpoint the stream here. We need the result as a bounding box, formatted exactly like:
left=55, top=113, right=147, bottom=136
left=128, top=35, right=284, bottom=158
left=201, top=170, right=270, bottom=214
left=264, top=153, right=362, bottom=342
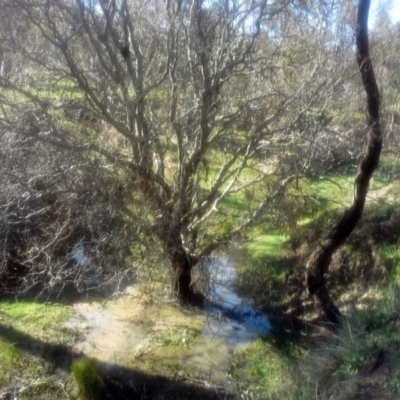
left=65, top=252, right=271, bottom=384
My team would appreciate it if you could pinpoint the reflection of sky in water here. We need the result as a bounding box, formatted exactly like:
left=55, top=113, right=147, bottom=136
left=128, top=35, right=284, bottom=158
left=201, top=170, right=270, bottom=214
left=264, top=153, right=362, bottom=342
left=204, top=256, right=271, bottom=348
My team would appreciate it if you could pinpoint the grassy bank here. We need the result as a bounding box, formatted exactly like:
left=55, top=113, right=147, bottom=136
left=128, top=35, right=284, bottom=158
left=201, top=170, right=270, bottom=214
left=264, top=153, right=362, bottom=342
left=0, top=300, right=74, bottom=398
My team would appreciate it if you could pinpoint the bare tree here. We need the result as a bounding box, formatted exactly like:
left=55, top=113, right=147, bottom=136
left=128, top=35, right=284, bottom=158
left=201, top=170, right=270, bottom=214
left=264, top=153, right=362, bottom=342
left=0, top=0, right=355, bottom=303
left=0, top=111, right=135, bottom=296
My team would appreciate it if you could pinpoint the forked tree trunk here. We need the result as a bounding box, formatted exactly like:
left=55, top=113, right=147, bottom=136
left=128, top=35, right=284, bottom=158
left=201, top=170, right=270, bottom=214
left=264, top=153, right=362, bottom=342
left=306, top=0, right=382, bottom=325
left=171, top=251, right=196, bottom=304
left=165, top=233, right=201, bottom=305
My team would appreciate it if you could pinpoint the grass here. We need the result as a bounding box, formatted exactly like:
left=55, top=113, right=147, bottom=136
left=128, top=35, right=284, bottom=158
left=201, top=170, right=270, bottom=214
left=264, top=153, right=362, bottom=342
left=378, top=243, right=400, bottom=282
left=157, top=327, right=201, bottom=348
left=157, top=332, right=185, bottom=347
left=304, top=284, right=400, bottom=397
left=231, top=338, right=309, bottom=399
left=233, top=284, right=400, bottom=399
left=71, top=358, right=103, bottom=400
left=302, top=174, right=354, bottom=208
left=335, top=286, right=400, bottom=375
left=234, top=230, right=292, bottom=305
left=0, top=337, right=23, bottom=385
left=0, top=300, right=73, bottom=387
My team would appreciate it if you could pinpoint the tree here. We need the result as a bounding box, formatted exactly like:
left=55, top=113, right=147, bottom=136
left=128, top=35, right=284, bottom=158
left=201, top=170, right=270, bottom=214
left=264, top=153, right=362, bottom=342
left=0, top=0, right=354, bottom=303
left=306, top=0, right=382, bottom=325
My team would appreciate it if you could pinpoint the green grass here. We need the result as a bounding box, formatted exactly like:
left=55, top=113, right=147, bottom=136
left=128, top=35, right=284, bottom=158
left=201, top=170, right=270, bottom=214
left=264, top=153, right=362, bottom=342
left=246, top=232, right=288, bottom=261
left=157, top=332, right=185, bottom=347
left=231, top=338, right=309, bottom=399
left=311, top=285, right=400, bottom=395
left=304, top=175, right=354, bottom=206
left=0, top=337, right=23, bottom=385
left=241, top=230, right=290, bottom=282
left=378, top=243, right=400, bottom=282
left=71, top=358, right=103, bottom=400
left=0, top=301, right=72, bottom=341
left=157, top=328, right=200, bottom=348
left=0, top=301, right=73, bottom=386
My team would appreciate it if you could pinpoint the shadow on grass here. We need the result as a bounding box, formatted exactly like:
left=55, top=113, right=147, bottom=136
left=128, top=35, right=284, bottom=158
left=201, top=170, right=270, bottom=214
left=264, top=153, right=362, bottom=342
left=0, top=323, right=233, bottom=399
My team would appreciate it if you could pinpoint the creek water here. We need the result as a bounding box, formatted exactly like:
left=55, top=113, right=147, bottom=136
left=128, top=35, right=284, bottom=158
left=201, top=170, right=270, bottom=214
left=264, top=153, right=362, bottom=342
left=65, top=253, right=270, bottom=384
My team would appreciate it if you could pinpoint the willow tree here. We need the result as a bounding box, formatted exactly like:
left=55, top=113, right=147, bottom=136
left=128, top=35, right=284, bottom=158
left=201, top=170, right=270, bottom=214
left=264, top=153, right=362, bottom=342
left=0, top=0, right=351, bottom=303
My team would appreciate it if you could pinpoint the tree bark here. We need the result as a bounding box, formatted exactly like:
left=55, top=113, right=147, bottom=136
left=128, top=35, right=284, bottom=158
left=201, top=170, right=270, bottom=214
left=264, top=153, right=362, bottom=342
left=170, top=249, right=202, bottom=306
left=162, top=227, right=201, bottom=305
left=306, top=0, right=382, bottom=325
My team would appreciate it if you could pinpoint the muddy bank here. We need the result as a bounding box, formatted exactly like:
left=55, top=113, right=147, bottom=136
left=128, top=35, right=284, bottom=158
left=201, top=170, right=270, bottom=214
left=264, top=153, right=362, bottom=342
left=65, top=257, right=271, bottom=386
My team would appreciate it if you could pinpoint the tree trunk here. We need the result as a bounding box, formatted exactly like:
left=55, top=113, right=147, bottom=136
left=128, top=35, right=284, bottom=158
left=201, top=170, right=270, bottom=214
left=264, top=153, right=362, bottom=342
left=164, top=231, right=201, bottom=306
left=306, top=0, right=382, bottom=325
left=171, top=252, right=196, bottom=304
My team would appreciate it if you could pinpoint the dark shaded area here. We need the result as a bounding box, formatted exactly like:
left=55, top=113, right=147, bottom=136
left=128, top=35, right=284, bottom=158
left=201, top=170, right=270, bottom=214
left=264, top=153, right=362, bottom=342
left=0, top=323, right=233, bottom=400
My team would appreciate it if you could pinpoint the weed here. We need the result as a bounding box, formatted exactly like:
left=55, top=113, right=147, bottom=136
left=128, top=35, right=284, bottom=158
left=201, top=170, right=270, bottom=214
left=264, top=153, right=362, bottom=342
left=158, top=332, right=185, bottom=347
left=71, top=358, right=103, bottom=400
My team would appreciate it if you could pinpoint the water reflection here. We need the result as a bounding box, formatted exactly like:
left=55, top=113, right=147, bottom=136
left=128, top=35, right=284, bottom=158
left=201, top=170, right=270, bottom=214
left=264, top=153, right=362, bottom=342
left=204, top=256, right=271, bottom=348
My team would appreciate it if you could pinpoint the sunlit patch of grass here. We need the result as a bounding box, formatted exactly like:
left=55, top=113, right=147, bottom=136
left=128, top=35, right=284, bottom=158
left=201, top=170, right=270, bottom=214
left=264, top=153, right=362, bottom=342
left=0, top=301, right=73, bottom=386
left=231, top=338, right=309, bottom=399
left=0, top=301, right=73, bottom=342
left=239, top=231, right=290, bottom=280
left=246, top=232, right=288, bottom=262
left=234, top=231, right=292, bottom=305
left=305, top=175, right=354, bottom=206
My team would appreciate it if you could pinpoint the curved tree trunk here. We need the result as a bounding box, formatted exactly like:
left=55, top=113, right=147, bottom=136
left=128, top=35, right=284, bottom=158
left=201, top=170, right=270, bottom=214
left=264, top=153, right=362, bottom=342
left=306, top=0, right=382, bottom=325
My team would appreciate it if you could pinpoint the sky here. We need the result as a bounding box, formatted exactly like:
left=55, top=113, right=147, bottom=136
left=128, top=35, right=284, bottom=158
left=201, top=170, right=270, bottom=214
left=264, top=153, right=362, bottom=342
left=371, top=1, right=400, bottom=24
left=392, top=3, right=400, bottom=23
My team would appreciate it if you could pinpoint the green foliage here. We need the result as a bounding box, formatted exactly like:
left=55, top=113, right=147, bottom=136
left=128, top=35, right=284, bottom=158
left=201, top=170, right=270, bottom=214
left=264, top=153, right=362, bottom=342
left=71, top=359, right=103, bottom=400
